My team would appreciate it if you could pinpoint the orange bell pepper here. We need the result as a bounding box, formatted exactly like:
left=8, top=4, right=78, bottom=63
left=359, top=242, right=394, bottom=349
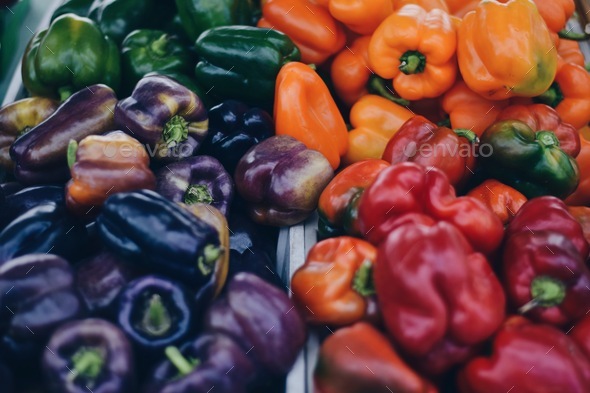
left=258, top=0, right=346, bottom=65
left=445, top=0, right=478, bottom=17
left=291, top=236, right=378, bottom=326
left=565, top=136, right=590, bottom=206
left=467, top=179, right=528, bottom=224
left=557, top=38, right=585, bottom=67
left=533, top=0, right=575, bottom=42
left=344, top=95, right=414, bottom=165
left=328, top=0, right=395, bottom=35
left=395, top=0, right=449, bottom=12
left=457, top=0, right=558, bottom=100
left=275, top=62, right=348, bottom=169
left=441, top=80, right=509, bottom=137
left=368, top=4, right=458, bottom=100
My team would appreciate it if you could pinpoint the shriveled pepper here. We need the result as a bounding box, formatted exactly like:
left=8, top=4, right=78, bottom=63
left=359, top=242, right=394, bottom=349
left=274, top=62, right=348, bottom=169
left=317, top=159, right=389, bottom=239
left=314, top=323, right=438, bottom=393
left=258, top=0, right=346, bottom=65
left=466, top=180, right=527, bottom=224
left=291, top=237, right=378, bottom=326
left=344, top=95, right=414, bottom=165
left=368, top=5, right=458, bottom=100
left=328, top=0, right=395, bottom=35
left=382, top=116, right=477, bottom=188
left=457, top=0, right=557, bottom=100
left=566, top=136, right=590, bottom=206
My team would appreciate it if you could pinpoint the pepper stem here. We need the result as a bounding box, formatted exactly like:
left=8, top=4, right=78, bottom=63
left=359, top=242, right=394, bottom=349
left=454, top=129, right=480, bottom=144
left=163, top=115, right=189, bottom=148
left=368, top=76, right=410, bottom=106
left=165, top=346, right=200, bottom=377
left=352, top=260, right=376, bottom=297
left=399, top=50, right=426, bottom=75
left=519, top=276, right=566, bottom=314
left=58, top=87, right=73, bottom=102
left=140, top=294, right=172, bottom=337
left=558, top=26, right=590, bottom=41
left=67, top=139, right=78, bottom=169
left=184, top=184, right=214, bottom=205
left=197, top=244, right=222, bottom=276
left=69, top=347, right=105, bottom=382
left=150, top=34, right=169, bottom=57
left=534, top=83, right=564, bottom=108
left=536, top=130, right=560, bottom=148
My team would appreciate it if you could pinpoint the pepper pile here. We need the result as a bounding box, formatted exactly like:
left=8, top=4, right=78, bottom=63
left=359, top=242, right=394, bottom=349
left=1, top=0, right=590, bottom=392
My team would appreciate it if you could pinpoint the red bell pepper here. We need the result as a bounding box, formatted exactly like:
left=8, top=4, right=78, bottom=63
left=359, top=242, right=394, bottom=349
left=571, top=313, right=590, bottom=360
left=375, top=218, right=505, bottom=375
left=358, top=162, right=504, bottom=254
left=567, top=206, right=590, bottom=246
left=458, top=316, right=590, bottom=393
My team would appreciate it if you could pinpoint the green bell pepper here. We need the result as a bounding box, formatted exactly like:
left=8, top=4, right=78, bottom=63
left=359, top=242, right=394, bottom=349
left=480, top=120, right=580, bottom=199
left=22, top=13, right=121, bottom=101
left=51, top=0, right=94, bottom=21
left=175, top=0, right=259, bottom=42
left=88, top=0, right=157, bottom=44
left=194, top=26, right=300, bottom=105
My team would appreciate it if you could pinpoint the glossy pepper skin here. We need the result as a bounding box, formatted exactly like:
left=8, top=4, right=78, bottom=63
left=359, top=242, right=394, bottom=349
left=274, top=62, right=348, bottom=170
left=458, top=316, right=590, bottom=393
left=258, top=0, right=346, bottom=65
left=292, top=237, right=378, bottom=326
left=0, top=203, right=88, bottom=264
left=51, top=0, right=94, bottom=21
left=368, top=5, right=458, bottom=100
left=0, top=97, right=58, bottom=170
left=115, top=75, right=208, bottom=163
left=314, top=323, right=437, bottom=393
left=457, top=0, right=557, bottom=100
left=376, top=218, right=505, bottom=375
left=121, top=30, right=194, bottom=95
left=156, top=155, right=233, bottom=217
left=358, top=162, right=504, bottom=254
left=566, top=137, right=590, bottom=206
left=22, top=14, right=120, bottom=100
left=10, top=84, right=117, bottom=185
left=43, top=319, right=135, bottom=393
left=88, top=0, right=157, bottom=44
left=201, top=100, right=274, bottom=175
left=330, top=36, right=372, bottom=107
left=344, top=95, right=414, bottom=165
left=480, top=119, right=579, bottom=198
left=534, top=0, right=575, bottom=42
left=317, top=159, right=389, bottom=239
left=328, top=0, right=395, bottom=35
left=234, top=135, right=334, bottom=226
left=466, top=180, right=527, bottom=224
left=194, top=26, right=300, bottom=106
left=66, top=131, right=156, bottom=216
left=382, top=116, right=478, bottom=188
left=0, top=185, right=64, bottom=230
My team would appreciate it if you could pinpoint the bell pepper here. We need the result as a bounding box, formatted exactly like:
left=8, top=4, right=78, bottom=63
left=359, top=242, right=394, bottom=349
left=51, top=0, right=94, bottom=21
left=0, top=185, right=65, bottom=230
left=480, top=119, right=579, bottom=198
left=457, top=0, right=557, bottom=100
left=115, top=75, right=208, bottom=163
left=96, top=190, right=223, bottom=303
left=121, top=29, right=194, bottom=95
left=155, top=156, right=233, bottom=216
left=358, top=162, right=504, bottom=254
left=566, top=136, right=590, bottom=206
left=66, top=131, right=157, bottom=216
left=0, top=203, right=88, bottom=264
left=557, top=38, right=585, bottom=67
left=382, top=115, right=478, bottom=188
left=375, top=218, right=505, bottom=374
left=318, top=159, right=389, bottom=239
left=43, top=319, right=135, bottom=393
left=10, top=85, right=117, bottom=185
left=194, top=26, right=300, bottom=106
left=0, top=97, right=58, bottom=170
left=22, top=14, right=120, bottom=100
left=368, top=5, right=458, bottom=100
left=314, top=322, right=438, bottom=393
left=275, top=62, right=348, bottom=169
left=533, top=0, right=575, bottom=42
left=328, top=0, right=395, bottom=35
left=292, top=237, right=378, bottom=326
left=204, top=273, right=307, bottom=377
left=201, top=100, right=274, bottom=175
left=258, top=0, right=345, bottom=65
left=458, top=316, right=590, bottom=393
left=567, top=206, right=590, bottom=246
left=534, top=63, right=590, bottom=130
left=175, top=0, right=259, bottom=42
left=466, top=180, right=527, bottom=224
left=445, top=0, right=478, bottom=17
left=344, top=95, right=414, bottom=165
left=234, top=135, right=334, bottom=226
left=571, top=313, right=590, bottom=360
left=441, top=80, right=509, bottom=137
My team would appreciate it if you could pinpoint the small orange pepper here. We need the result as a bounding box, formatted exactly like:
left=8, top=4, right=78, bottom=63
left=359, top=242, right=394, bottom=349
left=274, top=62, right=348, bottom=169
left=565, top=136, right=590, bottom=206
left=533, top=0, right=575, bottom=42
left=467, top=179, right=528, bottom=224
left=445, top=0, right=479, bottom=17
left=395, top=0, right=449, bottom=12
left=557, top=38, right=585, bottom=67
left=331, top=36, right=372, bottom=107
left=328, top=0, right=395, bottom=35
left=368, top=4, right=458, bottom=100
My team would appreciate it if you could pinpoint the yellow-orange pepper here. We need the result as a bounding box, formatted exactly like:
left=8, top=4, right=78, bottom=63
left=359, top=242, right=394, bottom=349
left=329, top=0, right=395, bottom=35
left=533, top=0, right=575, bottom=42
left=275, top=62, right=348, bottom=169
left=445, top=0, right=478, bottom=17
left=395, top=0, right=449, bottom=12
left=457, top=0, right=557, bottom=100
left=368, top=5, right=458, bottom=100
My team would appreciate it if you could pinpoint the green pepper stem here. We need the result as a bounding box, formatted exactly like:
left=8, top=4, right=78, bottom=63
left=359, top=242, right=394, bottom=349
left=352, top=260, right=376, bottom=297
left=69, top=347, right=105, bottom=383
left=534, top=83, right=564, bottom=108
left=184, top=184, right=214, bottom=205
left=58, top=87, right=73, bottom=102
left=197, top=245, right=223, bottom=276
left=307, top=64, right=317, bottom=71
left=150, top=34, right=169, bottom=57
left=163, top=115, right=189, bottom=148
left=165, top=346, right=199, bottom=376
left=536, top=130, right=560, bottom=148
left=558, top=27, right=590, bottom=41
left=437, top=117, right=451, bottom=128
left=368, top=76, right=411, bottom=106
left=67, top=139, right=78, bottom=169
left=399, top=50, right=426, bottom=75
left=519, top=276, right=566, bottom=314
left=454, top=129, right=479, bottom=144
left=140, top=294, right=172, bottom=337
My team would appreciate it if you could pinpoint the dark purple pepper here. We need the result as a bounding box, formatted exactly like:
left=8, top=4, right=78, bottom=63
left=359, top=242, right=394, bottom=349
left=0, top=185, right=65, bottom=230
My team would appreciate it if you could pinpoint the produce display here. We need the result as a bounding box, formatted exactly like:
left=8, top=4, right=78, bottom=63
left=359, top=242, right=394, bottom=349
left=1, top=0, right=590, bottom=392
